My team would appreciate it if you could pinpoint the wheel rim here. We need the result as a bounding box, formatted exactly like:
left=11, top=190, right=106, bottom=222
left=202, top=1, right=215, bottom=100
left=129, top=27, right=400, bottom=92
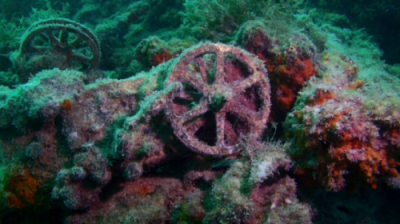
left=166, top=43, right=271, bottom=156
left=20, top=18, right=100, bottom=70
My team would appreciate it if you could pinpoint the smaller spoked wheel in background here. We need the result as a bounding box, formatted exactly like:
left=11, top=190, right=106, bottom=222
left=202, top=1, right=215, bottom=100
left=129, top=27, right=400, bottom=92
left=165, top=43, right=271, bottom=156
left=20, top=18, right=100, bottom=70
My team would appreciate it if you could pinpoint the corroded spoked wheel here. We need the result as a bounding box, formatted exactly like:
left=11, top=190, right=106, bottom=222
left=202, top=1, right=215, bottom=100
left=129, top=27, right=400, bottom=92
left=20, top=18, right=100, bottom=70
left=166, top=43, right=271, bottom=156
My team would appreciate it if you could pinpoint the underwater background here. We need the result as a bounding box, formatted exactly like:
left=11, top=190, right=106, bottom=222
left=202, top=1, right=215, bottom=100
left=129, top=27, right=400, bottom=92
left=1, top=0, right=400, bottom=223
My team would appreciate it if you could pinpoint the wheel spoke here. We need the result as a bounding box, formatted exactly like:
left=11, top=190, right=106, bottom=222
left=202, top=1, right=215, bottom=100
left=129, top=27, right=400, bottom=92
left=178, top=100, right=208, bottom=125
left=227, top=100, right=258, bottom=120
left=183, top=71, right=208, bottom=93
left=69, top=38, right=84, bottom=49
left=195, top=57, right=209, bottom=84
left=215, top=111, right=226, bottom=144
left=71, top=54, right=92, bottom=64
left=214, top=51, right=225, bottom=84
left=174, top=90, right=195, bottom=102
left=39, top=33, right=49, bottom=43
left=45, top=31, right=59, bottom=46
left=185, top=116, right=206, bottom=136
left=60, top=30, right=69, bottom=45
left=232, top=75, right=258, bottom=93
left=31, top=46, right=52, bottom=53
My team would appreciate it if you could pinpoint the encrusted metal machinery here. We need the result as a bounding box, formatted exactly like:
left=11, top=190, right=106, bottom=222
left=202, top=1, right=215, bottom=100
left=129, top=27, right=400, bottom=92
left=0, top=18, right=315, bottom=224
